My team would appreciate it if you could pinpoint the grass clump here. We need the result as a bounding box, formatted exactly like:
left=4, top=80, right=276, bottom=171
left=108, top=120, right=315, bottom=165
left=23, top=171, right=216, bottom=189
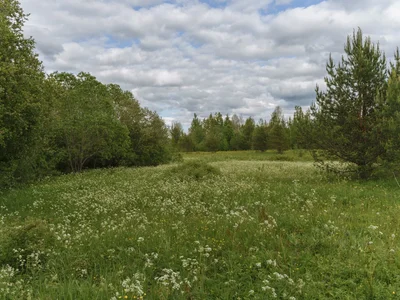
left=0, top=218, right=55, bottom=275
left=168, top=160, right=221, bottom=181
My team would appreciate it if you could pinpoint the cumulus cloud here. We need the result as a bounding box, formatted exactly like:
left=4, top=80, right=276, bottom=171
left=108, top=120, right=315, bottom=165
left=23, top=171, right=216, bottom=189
left=19, top=0, right=400, bottom=127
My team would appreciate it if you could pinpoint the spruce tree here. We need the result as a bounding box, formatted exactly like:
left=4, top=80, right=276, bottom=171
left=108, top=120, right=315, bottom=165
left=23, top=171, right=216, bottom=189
left=311, top=28, right=388, bottom=178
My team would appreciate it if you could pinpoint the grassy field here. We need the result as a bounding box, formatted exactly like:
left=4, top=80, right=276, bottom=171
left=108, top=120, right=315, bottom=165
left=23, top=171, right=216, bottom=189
left=1, top=151, right=400, bottom=299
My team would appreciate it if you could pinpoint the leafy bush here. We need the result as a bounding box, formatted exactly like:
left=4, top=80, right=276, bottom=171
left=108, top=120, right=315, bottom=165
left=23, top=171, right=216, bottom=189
left=168, top=160, right=221, bottom=181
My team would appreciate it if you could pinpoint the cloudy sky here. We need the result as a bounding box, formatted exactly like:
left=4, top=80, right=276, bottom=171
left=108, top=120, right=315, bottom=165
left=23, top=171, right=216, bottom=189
left=20, top=0, right=400, bottom=128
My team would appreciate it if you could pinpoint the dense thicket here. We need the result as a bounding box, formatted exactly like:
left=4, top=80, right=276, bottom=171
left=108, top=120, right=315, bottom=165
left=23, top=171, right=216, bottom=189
left=0, top=0, right=173, bottom=187
left=0, top=0, right=45, bottom=185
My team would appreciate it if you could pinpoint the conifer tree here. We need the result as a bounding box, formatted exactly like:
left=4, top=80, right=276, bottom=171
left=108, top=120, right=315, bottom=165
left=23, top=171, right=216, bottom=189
left=311, top=28, right=387, bottom=178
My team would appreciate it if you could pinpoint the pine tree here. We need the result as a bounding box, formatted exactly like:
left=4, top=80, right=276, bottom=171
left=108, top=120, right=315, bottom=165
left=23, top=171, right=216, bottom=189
left=311, top=28, right=388, bottom=178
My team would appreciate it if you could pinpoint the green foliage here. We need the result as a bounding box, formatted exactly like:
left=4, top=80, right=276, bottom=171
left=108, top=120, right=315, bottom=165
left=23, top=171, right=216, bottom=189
left=288, top=106, right=313, bottom=149
left=222, top=115, right=234, bottom=147
left=241, top=117, right=255, bottom=150
left=252, top=122, right=268, bottom=152
left=168, top=160, right=221, bottom=180
left=379, top=52, right=400, bottom=174
left=312, top=28, right=388, bottom=179
left=170, top=122, right=183, bottom=149
left=49, top=72, right=131, bottom=172
left=0, top=1, right=174, bottom=187
left=268, top=106, right=289, bottom=154
left=0, top=0, right=45, bottom=186
left=178, top=133, right=195, bottom=152
left=188, top=113, right=205, bottom=151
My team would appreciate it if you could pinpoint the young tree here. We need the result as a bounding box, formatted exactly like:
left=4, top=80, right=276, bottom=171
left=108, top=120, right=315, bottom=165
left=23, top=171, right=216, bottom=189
left=311, top=28, right=388, bottom=178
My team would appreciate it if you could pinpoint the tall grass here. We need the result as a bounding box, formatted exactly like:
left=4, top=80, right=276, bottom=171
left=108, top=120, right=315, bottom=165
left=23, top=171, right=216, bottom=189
left=1, top=152, right=399, bottom=299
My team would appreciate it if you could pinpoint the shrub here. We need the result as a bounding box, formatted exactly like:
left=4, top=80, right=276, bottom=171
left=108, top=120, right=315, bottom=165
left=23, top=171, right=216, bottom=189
left=168, top=160, right=221, bottom=181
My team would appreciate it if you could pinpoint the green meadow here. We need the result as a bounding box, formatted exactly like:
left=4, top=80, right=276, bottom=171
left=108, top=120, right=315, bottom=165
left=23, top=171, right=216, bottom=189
left=1, top=151, right=400, bottom=299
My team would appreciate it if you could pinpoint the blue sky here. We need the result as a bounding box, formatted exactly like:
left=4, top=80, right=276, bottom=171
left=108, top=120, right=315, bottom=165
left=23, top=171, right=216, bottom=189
left=20, top=0, right=400, bottom=127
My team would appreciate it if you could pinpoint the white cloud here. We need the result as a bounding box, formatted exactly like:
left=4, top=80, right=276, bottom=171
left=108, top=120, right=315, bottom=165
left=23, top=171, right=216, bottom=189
left=19, top=0, right=400, bottom=126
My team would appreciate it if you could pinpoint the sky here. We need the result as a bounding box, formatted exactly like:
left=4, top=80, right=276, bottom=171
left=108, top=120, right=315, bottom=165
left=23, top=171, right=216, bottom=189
left=19, top=0, right=400, bottom=128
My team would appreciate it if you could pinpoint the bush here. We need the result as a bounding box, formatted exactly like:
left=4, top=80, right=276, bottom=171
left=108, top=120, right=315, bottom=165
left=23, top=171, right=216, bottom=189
left=168, top=160, right=221, bottom=181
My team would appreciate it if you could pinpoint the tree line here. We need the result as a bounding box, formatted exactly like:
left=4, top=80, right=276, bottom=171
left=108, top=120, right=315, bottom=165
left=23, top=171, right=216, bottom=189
left=170, top=105, right=311, bottom=154
left=0, top=0, right=174, bottom=187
